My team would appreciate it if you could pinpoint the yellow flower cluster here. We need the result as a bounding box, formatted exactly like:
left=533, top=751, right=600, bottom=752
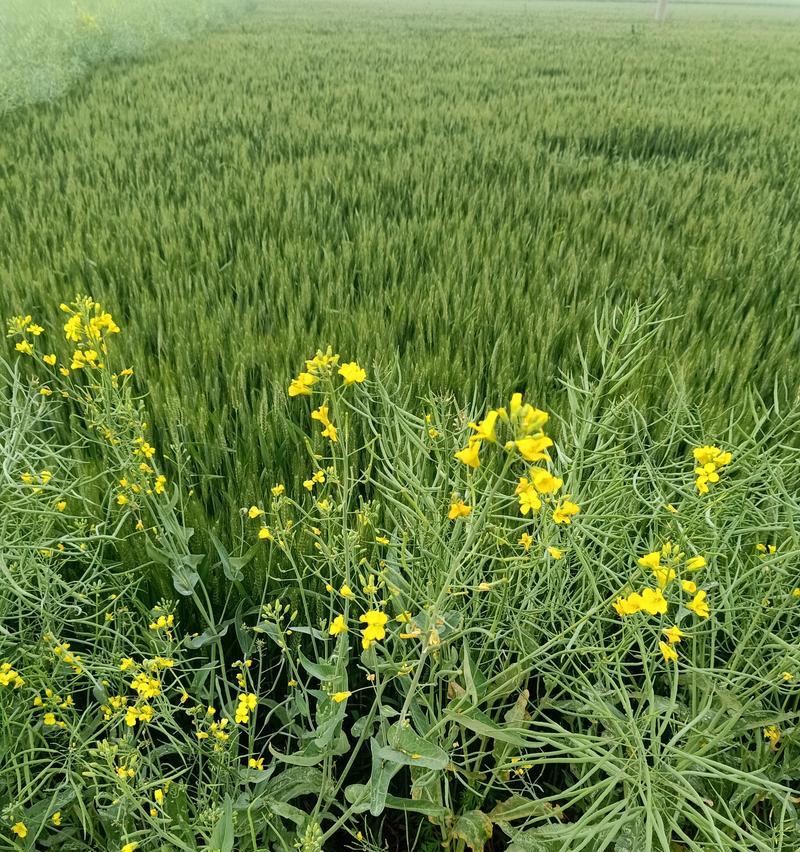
left=6, top=313, right=44, bottom=359
left=311, top=402, right=338, bottom=442
left=61, top=297, right=120, bottom=345
left=638, top=541, right=706, bottom=589
left=614, top=543, right=713, bottom=663
left=148, top=607, right=175, bottom=635
left=693, top=445, right=732, bottom=494
left=235, top=692, right=258, bottom=724
left=359, top=610, right=388, bottom=650
left=49, top=637, right=83, bottom=674
left=0, top=662, right=24, bottom=689
left=453, top=393, right=580, bottom=527
left=194, top=707, right=232, bottom=749
left=455, top=392, right=551, bottom=470
left=612, top=586, right=669, bottom=617
left=33, top=688, right=72, bottom=729
left=288, top=347, right=366, bottom=397
left=448, top=498, right=472, bottom=519
left=615, top=543, right=711, bottom=623
left=130, top=672, right=162, bottom=700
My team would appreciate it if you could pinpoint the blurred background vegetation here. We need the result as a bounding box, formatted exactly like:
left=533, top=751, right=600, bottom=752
left=0, top=0, right=257, bottom=112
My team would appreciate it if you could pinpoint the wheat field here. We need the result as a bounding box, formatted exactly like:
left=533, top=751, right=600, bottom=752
left=1, top=3, right=799, bottom=850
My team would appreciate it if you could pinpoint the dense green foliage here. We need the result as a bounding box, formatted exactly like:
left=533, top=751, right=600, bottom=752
left=2, top=323, right=799, bottom=850
left=2, top=0, right=799, bottom=541
left=2, top=3, right=800, bottom=850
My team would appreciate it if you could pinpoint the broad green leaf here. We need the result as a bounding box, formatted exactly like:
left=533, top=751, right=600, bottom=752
left=446, top=705, right=529, bottom=746
left=206, top=793, right=234, bottom=852
left=387, top=721, right=449, bottom=769
left=347, top=784, right=450, bottom=822
left=369, top=737, right=402, bottom=816
left=171, top=554, right=203, bottom=596
left=266, top=767, right=326, bottom=802
left=209, top=531, right=255, bottom=583
left=184, top=621, right=229, bottom=649
left=298, top=650, right=336, bottom=681
left=490, top=795, right=551, bottom=822
left=450, top=809, right=493, bottom=852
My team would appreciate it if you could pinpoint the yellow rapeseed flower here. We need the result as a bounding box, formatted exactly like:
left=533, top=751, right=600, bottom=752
left=338, top=362, right=366, bottom=384
left=638, top=551, right=661, bottom=570
left=311, top=403, right=338, bottom=442
left=515, top=478, right=542, bottom=515
left=652, top=565, right=676, bottom=589
left=529, top=467, right=562, bottom=494
left=235, top=693, right=258, bottom=724
left=288, top=372, right=317, bottom=397
left=329, top=614, right=348, bottom=635
left=513, top=435, right=552, bottom=462
left=359, top=610, right=388, bottom=649
left=448, top=499, right=472, bottom=520
left=662, top=625, right=684, bottom=644
left=684, top=555, right=706, bottom=572
left=639, top=587, right=668, bottom=615
left=552, top=499, right=580, bottom=525
left=454, top=439, right=481, bottom=468
left=613, top=593, right=642, bottom=617
left=659, top=641, right=678, bottom=662
left=468, top=410, right=499, bottom=442
left=687, top=590, right=710, bottom=618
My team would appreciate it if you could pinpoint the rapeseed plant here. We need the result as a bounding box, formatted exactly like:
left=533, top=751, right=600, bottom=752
left=1, top=309, right=799, bottom=850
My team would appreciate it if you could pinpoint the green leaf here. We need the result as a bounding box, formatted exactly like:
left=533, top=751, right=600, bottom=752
left=210, top=531, right=255, bottom=583
left=207, top=793, right=234, bottom=852
left=369, top=736, right=402, bottom=816
left=344, top=783, right=371, bottom=813
left=266, top=767, right=326, bottom=803
left=446, top=705, right=529, bottom=746
left=506, top=826, right=564, bottom=852
left=386, top=721, right=449, bottom=770
left=346, top=784, right=450, bottom=822
left=268, top=743, right=325, bottom=767
left=184, top=621, right=230, bottom=649
left=171, top=554, right=203, bottom=596
left=267, top=799, right=308, bottom=826
left=312, top=702, right=347, bottom=750
left=490, top=795, right=551, bottom=822
left=450, top=810, right=493, bottom=852
left=298, top=650, right=336, bottom=681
